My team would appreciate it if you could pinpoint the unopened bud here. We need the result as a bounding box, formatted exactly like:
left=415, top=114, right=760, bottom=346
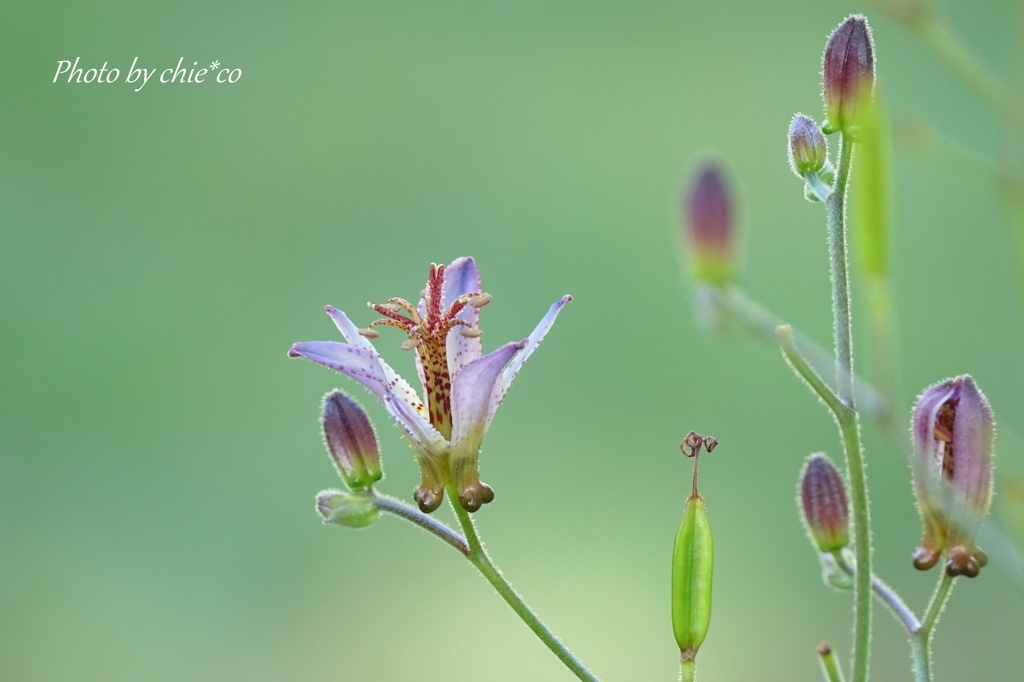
left=322, top=390, right=382, bottom=490
left=822, top=15, right=875, bottom=133
left=911, top=375, right=994, bottom=577
left=800, top=453, right=850, bottom=552
left=684, top=162, right=734, bottom=286
left=788, top=114, right=828, bottom=177
left=315, top=489, right=380, bottom=528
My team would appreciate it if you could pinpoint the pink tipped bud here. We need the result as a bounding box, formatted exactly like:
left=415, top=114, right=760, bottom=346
left=911, top=375, right=994, bottom=577
left=788, top=114, right=828, bottom=177
left=822, top=15, right=875, bottom=133
left=684, top=162, right=735, bottom=285
left=322, top=390, right=382, bottom=490
left=800, top=453, right=850, bottom=553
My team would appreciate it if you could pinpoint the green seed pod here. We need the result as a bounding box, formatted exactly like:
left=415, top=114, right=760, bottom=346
left=672, top=493, right=714, bottom=669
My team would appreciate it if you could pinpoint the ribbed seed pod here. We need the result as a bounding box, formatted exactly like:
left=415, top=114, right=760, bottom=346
left=672, top=494, right=714, bottom=677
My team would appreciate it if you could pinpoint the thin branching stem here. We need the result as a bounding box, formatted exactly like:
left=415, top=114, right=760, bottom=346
left=910, top=571, right=956, bottom=682
left=371, top=492, right=469, bottom=555
left=447, top=486, right=604, bottom=682
left=833, top=552, right=920, bottom=633
left=375, top=488, right=602, bottom=682
left=827, top=132, right=872, bottom=682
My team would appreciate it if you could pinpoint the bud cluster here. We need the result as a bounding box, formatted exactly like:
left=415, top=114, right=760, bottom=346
left=784, top=15, right=875, bottom=200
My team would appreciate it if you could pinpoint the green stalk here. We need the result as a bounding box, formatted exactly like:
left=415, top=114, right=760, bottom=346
left=373, top=489, right=603, bottom=682
left=829, top=132, right=872, bottom=682
left=910, top=571, right=956, bottom=682
left=817, top=642, right=846, bottom=682
left=833, top=552, right=920, bottom=633
left=447, top=486, right=604, bottom=682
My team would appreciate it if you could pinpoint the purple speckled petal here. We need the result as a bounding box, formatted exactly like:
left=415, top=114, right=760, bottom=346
left=486, top=295, right=571, bottom=427
left=289, top=340, right=446, bottom=456
left=449, top=340, right=526, bottom=511
left=443, top=257, right=483, bottom=377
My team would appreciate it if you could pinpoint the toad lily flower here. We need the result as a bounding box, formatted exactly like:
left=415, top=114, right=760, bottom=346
left=289, top=257, right=571, bottom=514
left=911, top=375, right=995, bottom=578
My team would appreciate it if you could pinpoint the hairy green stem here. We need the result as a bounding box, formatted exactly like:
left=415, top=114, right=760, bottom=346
left=374, top=490, right=602, bottom=681
left=447, top=487, right=604, bottom=682
left=828, top=132, right=872, bottom=682
left=725, top=286, right=889, bottom=421
left=372, top=492, right=469, bottom=555
left=833, top=552, right=920, bottom=633
left=910, top=571, right=956, bottom=682
left=817, top=643, right=846, bottom=682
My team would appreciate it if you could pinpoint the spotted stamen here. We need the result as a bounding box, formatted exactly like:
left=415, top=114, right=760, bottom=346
left=364, top=263, right=486, bottom=439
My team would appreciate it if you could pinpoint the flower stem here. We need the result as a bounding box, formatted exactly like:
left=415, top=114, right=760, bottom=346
left=447, top=487, right=604, bottom=682
left=828, top=132, right=872, bottom=682
left=723, top=286, right=889, bottom=422
left=910, top=571, right=955, bottom=682
left=371, top=492, right=469, bottom=555
left=833, top=552, right=919, bottom=633
left=680, top=659, right=696, bottom=682
left=817, top=642, right=846, bottom=682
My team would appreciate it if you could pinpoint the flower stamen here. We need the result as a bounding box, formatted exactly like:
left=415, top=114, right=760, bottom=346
left=365, top=263, right=487, bottom=440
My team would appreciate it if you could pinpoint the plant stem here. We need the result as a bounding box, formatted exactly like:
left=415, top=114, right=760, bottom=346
left=833, top=552, right=919, bottom=633
left=726, top=287, right=889, bottom=422
left=828, top=132, right=872, bottom=682
left=910, top=571, right=956, bottom=682
left=371, top=492, right=469, bottom=555
left=447, top=486, right=604, bottom=682
left=817, top=642, right=846, bottom=682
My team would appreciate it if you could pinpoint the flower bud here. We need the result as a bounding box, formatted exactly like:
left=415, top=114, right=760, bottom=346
left=684, top=163, right=734, bottom=286
left=672, top=495, right=714, bottom=668
left=788, top=114, right=828, bottom=177
left=321, top=390, right=382, bottom=491
left=822, top=15, right=875, bottom=133
left=800, top=453, right=850, bottom=553
left=315, top=489, right=381, bottom=528
left=911, top=375, right=994, bottom=577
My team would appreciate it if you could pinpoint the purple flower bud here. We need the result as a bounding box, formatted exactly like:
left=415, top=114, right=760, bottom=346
left=684, top=162, right=735, bottom=285
left=911, top=375, right=994, bottom=577
left=788, top=114, right=828, bottom=177
left=800, top=453, right=850, bottom=553
left=822, top=15, right=875, bottom=133
left=315, top=489, right=380, bottom=528
left=321, top=390, right=382, bottom=491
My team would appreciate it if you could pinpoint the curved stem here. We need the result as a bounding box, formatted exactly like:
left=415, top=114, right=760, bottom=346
left=918, top=571, right=955, bottom=637
left=829, top=133, right=872, bottom=682
left=910, top=571, right=956, bottom=682
left=833, top=552, right=919, bottom=633
left=371, top=492, right=469, bottom=555
left=731, top=287, right=889, bottom=422
left=447, top=487, right=604, bottom=682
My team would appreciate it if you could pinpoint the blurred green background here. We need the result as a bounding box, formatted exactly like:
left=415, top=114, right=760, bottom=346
left=3, top=0, right=1023, bottom=680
